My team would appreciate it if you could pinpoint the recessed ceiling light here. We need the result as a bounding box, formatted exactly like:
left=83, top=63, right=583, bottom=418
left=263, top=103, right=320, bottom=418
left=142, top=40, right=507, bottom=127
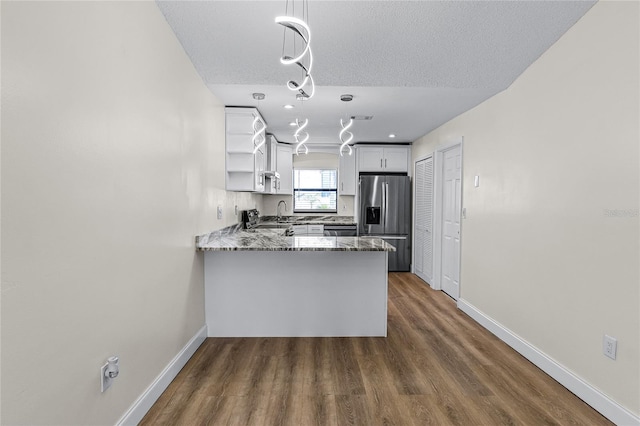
left=389, top=134, right=396, bottom=138
left=289, top=121, right=297, bottom=126
left=284, top=104, right=295, bottom=109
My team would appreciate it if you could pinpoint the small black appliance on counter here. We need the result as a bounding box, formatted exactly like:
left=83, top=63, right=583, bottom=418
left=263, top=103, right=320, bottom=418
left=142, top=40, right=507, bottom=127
left=241, top=209, right=260, bottom=229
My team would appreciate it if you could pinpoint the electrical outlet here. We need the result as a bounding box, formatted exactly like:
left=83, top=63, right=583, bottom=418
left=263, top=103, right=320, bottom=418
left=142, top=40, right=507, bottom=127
left=217, top=205, right=223, bottom=220
left=100, top=363, right=112, bottom=392
left=234, top=205, right=238, bottom=215
left=101, top=356, right=120, bottom=392
left=603, top=335, right=617, bottom=360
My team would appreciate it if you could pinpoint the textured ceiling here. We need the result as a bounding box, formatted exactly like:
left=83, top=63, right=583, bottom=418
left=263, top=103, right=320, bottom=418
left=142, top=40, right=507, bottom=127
left=156, top=0, right=595, bottom=146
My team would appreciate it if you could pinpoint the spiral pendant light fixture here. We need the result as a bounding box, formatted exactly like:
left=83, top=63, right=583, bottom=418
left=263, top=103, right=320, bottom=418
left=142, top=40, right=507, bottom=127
left=339, top=94, right=354, bottom=156
left=339, top=118, right=354, bottom=156
left=293, top=118, right=309, bottom=155
left=251, top=115, right=267, bottom=154
left=276, top=0, right=315, bottom=100
left=251, top=93, right=267, bottom=154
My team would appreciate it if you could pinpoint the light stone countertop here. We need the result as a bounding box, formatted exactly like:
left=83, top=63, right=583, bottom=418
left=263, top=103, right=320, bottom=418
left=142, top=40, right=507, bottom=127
left=196, top=226, right=394, bottom=252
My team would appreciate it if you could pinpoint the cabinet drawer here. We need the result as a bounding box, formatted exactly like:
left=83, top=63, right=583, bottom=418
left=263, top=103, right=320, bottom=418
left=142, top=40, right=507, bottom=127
left=307, top=225, right=324, bottom=235
left=292, top=225, right=308, bottom=235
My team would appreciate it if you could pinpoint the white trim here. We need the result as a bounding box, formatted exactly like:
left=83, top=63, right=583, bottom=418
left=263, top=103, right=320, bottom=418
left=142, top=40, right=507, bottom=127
left=458, top=299, right=640, bottom=426
left=116, top=325, right=207, bottom=426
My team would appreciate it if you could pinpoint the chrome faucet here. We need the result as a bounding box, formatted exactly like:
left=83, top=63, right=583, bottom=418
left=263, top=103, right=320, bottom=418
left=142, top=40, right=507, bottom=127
left=277, top=200, right=287, bottom=222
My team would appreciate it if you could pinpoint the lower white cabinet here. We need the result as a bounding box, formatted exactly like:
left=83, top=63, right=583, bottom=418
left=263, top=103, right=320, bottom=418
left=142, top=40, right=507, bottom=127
left=307, top=224, right=324, bottom=235
left=292, top=224, right=324, bottom=235
left=292, top=225, right=307, bottom=235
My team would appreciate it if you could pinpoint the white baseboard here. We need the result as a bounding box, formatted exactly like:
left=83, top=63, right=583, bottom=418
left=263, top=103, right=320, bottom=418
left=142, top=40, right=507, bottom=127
left=457, top=299, right=639, bottom=426
left=116, top=325, right=207, bottom=426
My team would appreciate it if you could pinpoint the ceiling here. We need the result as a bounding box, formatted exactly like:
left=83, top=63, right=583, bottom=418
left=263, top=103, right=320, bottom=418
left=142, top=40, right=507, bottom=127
left=156, top=0, right=595, bottom=148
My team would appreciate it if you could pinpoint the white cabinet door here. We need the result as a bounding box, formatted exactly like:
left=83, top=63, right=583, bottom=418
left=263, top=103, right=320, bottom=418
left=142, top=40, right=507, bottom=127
left=358, top=146, right=409, bottom=173
left=383, top=147, right=409, bottom=172
left=263, top=135, right=278, bottom=194
left=339, top=152, right=356, bottom=195
left=276, top=144, right=293, bottom=194
left=254, top=146, right=265, bottom=193
left=358, top=147, right=384, bottom=172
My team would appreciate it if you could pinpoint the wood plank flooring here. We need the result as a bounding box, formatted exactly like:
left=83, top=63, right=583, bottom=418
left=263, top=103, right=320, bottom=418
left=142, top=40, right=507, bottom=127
left=140, top=272, right=611, bottom=426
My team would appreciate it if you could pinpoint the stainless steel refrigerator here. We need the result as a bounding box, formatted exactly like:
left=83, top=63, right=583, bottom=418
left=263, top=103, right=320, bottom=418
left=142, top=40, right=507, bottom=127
left=359, top=174, right=411, bottom=271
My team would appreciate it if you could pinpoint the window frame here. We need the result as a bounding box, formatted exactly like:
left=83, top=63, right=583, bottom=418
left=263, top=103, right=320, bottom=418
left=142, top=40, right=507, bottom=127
left=293, top=168, right=338, bottom=214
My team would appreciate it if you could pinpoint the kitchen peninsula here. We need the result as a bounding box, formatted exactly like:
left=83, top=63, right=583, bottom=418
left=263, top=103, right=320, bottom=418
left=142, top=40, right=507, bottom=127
left=196, top=226, right=395, bottom=337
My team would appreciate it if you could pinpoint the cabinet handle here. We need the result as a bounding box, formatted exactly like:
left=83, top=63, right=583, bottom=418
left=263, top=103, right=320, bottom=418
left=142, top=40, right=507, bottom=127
left=385, top=159, right=387, bottom=168
left=341, top=182, right=344, bottom=191
left=380, top=159, right=383, bottom=168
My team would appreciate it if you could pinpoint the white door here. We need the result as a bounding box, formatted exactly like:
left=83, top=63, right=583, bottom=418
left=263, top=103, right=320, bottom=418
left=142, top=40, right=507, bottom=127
left=414, top=156, right=434, bottom=284
left=441, top=146, right=461, bottom=299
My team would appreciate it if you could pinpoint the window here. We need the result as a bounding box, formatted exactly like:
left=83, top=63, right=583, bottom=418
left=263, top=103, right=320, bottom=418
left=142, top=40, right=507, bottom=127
left=293, top=169, right=337, bottom=213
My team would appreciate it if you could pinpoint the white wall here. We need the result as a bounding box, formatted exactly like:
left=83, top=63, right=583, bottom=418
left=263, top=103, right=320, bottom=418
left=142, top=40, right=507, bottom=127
left=1, top=2, right=261, bottom=425
left=413, top=1, right=639, bottom=417
left=263, top=152, right=355, bottom=216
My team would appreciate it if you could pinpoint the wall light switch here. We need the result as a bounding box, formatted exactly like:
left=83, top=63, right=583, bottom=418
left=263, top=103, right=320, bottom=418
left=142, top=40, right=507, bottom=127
left=217, top=205, right=223, bottom=220
left=474, top=175, right=480, bottom=187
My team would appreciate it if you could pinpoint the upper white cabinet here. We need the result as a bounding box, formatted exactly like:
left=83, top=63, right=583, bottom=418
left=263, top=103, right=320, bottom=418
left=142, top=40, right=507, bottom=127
left=358, top=146, right=410, bottom=173
left=263, top=134, right=278, bottom=194
left=225, top=107, right=266, bottom=192
left=262, top=134, right=293, bottom=195
left=276, top=144, right=293, bottom=194
left=339, top=151, right=356, bottom=195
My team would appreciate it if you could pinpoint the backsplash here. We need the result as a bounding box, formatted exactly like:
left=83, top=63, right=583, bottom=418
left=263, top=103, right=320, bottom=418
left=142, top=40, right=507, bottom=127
left=261, top=194, right=355, bottom=217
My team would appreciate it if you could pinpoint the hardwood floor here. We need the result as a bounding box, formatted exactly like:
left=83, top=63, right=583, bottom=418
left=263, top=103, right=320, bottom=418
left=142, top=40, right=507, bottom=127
left=140, top=273, right=611, bottom=426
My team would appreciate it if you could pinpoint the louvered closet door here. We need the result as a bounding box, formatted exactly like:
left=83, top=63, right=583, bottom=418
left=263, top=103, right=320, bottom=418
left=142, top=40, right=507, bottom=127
left=414, top=157, right=434, bottom=284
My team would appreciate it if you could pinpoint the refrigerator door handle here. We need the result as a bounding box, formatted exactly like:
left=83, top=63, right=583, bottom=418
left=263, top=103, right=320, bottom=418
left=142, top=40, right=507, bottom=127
left=383, top=182, right=388, bottom=231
